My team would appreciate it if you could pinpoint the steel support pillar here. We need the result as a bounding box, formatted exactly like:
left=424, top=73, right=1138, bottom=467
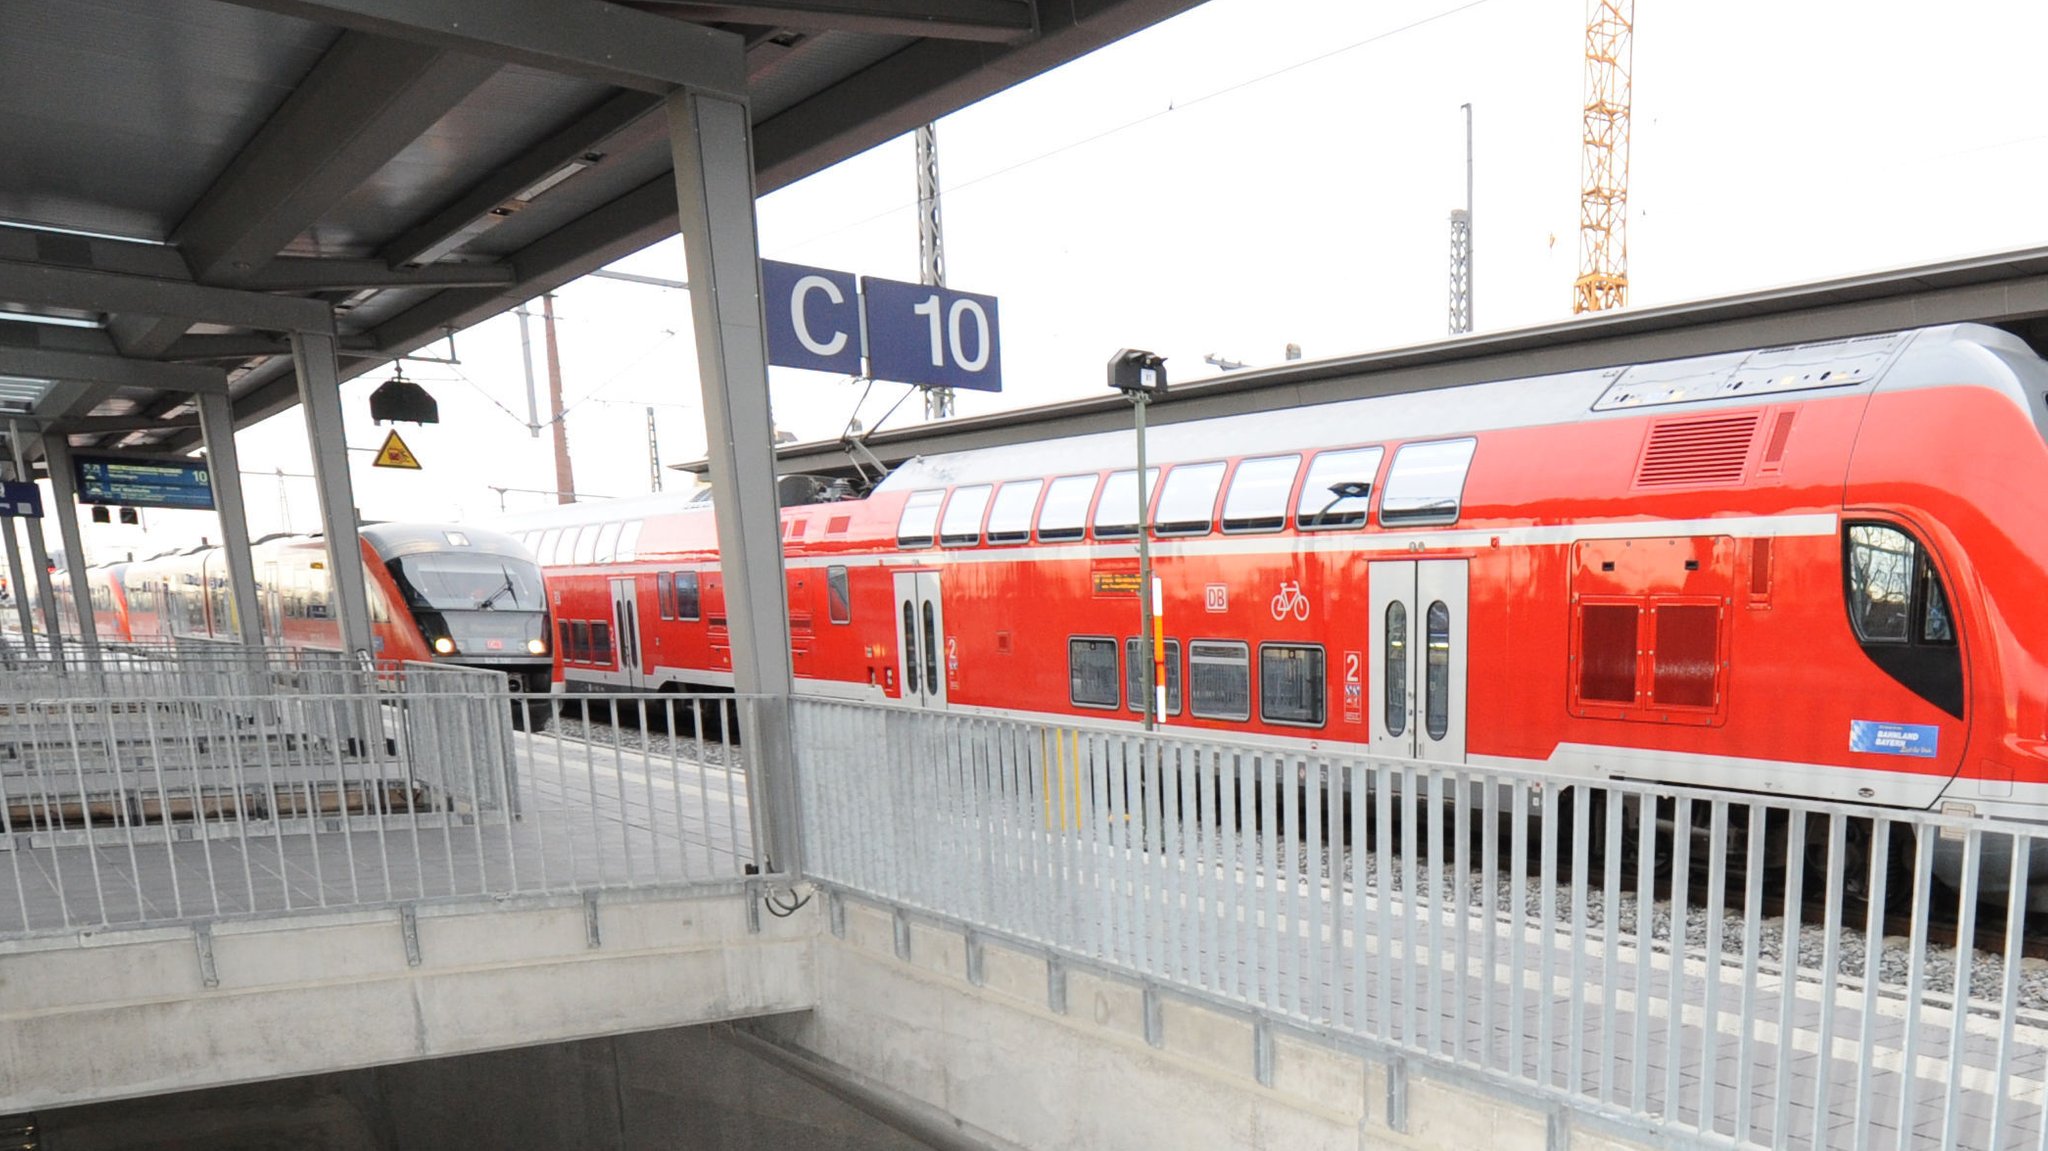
left=198, top=392, right=265, bottom=649
left=290, top=332, right=374, bottom=660
left=38, top=436, right=100, bottom=664
left=667, top=87, right=800, bottom=875
left=1, top=515, right=33, bottom=656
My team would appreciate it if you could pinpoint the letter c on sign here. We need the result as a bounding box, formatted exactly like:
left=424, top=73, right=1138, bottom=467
left=791, top=275, right=848, bottom=356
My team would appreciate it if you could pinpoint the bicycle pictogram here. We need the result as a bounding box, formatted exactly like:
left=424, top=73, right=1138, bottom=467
left=1270, top=580, right=1310, bottom=621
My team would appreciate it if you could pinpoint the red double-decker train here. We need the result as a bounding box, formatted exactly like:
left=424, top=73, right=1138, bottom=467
left=505, top=323, right=2048, bottom=892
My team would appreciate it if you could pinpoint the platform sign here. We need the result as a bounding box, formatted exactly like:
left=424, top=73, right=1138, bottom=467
left=862, top=276, right=1002, bottom=393
left=763, top=260, right=862, bottom=375
left=72, top=454, right=214, bottom=510
left=0, top=481, right=40, bottom=518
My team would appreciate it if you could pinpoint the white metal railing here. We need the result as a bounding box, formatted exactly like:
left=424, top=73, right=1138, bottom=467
left=794, top=699, right=2048, bottom=1151
left=0, top=651, right=762, bottom=938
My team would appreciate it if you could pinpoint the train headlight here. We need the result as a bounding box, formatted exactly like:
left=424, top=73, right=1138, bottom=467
left=433, top=636, right=456, bottom=655
left=527, top=638, right=547, bottom=655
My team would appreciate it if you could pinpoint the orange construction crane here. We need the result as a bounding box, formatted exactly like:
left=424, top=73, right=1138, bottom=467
left=1574, top=0, right=1633, bottom=313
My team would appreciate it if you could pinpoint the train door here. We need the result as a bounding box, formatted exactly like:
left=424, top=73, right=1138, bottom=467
left=609, top=577, right=645, bottom=688
left=1367, top=559, right=1469, bottom=764
left=892, top=571, right=946, bottom=708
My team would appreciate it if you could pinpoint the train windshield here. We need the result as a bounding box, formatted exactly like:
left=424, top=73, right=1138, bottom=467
left=388, top=554, right=544, bottom=612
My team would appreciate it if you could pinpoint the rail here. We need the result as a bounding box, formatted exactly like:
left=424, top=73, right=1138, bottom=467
left=0, top=649, right=763, bottom=939
left=794, top=699, right=2048, bottom=1151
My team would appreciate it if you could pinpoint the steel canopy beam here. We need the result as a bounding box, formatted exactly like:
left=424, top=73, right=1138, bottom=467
left=162, top=334, right=379, bottom=362
left=0, top=346, right=228, bottom=394
left=218, top=0, right=747, bottom=97
left=636, top=0, right=1035, bottom=42
left=0, top=258, right=333, bottom=335
left=236, top=258, right=516, bottom=291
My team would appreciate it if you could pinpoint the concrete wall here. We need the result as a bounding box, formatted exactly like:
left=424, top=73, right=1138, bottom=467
left=760, top=899, right=1668, bottom=1151
left=32, top=1025, right=929, bottom=1151
left=0, top=890, right=813, bottom=1114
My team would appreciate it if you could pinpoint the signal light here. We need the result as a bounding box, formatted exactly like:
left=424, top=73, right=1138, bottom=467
left=90, top=506, right=110, bottom=524
left=432, top=636, right=456, bottom=655
left=119, top=507, right=138, bottom=525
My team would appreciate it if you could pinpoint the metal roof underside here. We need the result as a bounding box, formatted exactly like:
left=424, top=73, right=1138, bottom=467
left=0, top=0, right=1210, bottom=459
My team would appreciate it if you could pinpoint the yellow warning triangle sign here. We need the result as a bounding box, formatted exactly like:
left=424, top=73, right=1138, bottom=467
left=373, top=429, right=422, bottom=470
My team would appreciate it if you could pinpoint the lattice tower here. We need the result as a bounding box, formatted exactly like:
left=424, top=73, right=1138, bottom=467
left=1573, top=0, right=1633, bottom=313
left=916, top=123, right=954, bottom=419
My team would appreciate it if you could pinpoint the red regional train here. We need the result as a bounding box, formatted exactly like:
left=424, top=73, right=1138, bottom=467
left=505, top=323, right=2048, bottom=894
left=53, top=523, right=554, bottom=700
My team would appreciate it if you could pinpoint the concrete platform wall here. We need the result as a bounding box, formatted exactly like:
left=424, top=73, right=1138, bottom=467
left=763, top=898, right=1670, bottom=1151
left=0, top=889, right=813, bottom=1114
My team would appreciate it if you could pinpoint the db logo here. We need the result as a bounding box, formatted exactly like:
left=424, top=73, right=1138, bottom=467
left=1205, top=584, right=1228, bottom=613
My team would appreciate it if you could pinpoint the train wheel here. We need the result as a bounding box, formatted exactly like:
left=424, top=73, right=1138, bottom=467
left=1805, top=815, right=1913, bottom=915
left=511, top=698, right=553, bottom=732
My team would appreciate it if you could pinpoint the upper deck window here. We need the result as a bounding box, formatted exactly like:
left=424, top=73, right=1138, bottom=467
left=986, top=480, right=1042, bottom=545
left=1156, top=462, right=1226, bottom=537
left=616, top=521, right=642, bottom=562
left=1295, top=447, right=1384, bottom=531
left=594, top=521, right=622, bottom=563
left=1038, top=475, right=1098, bottom=542
left=572, top=524, right=599, bottom=565
left=939, top=485, right=993, bottom=547
left=1380, top=438, right=1477, bottom=526
left=1094, top=468, right=1160, bottom=538
left=896, top=489, right=944, bottom=548
left=1222, top=455, right=1301, bottom=534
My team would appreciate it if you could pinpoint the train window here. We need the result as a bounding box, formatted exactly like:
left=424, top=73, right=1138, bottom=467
left=592, top=620, right=614, bottom=665
left=1380, top=438, right=1477, bottom=526
left=570, top=620, right=590, bottom=663
left=558, top=619, right=572, bottom=660
left=897, top=489, right=944, bottom=548
left=657, top=572, right=673, bottom=620
left=1424, top=603, right=1451, bottom=739
left=594, top=521, right=623, bottom=563
left=1038, top=475, right=1098, bottom=542
left=1124, top=637, right=1183, bottom=715
left=538, top=528, right=562, bottom=566
left=1221, top=455, right=1301, bottom=534
left=1296, top=447, right=1384, bottom=531
left=1069, top=637, right=1120, bottom=709
left=1261, top=644, right=1327, bottom=727
left=827, top=566, right=851, bottom=624
left=673, top=571, right=701, bottom=621
left=986, top=480, right=1043, bottom=545
left=940, top=485, right=993, bottom=546
left=1189, top=641, right=1252, bottom=721
left=1843, top=522, right=1963, bottom=718
left=574, top=525, right=600, bottom=566
left=1094, top=468, right=1160, bottom=538
left=616, top=521, right=642, bottom=562
left=1155, top=463, right=1226, bottom=537
left=1385, top=602, right=1408, bottom=736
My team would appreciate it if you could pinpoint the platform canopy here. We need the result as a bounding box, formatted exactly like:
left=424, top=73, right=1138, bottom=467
left=0, top=0, right=1206, bottom=454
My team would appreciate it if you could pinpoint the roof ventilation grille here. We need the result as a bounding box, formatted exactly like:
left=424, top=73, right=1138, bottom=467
left=1635, top=412, right=1760, bottom=487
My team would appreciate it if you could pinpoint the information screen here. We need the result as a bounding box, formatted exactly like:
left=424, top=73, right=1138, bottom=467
left=72, top=454, right=216, bottom=510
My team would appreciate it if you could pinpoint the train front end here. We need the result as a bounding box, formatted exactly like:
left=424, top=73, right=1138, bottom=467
left=362, top=524, right=553, bottom=698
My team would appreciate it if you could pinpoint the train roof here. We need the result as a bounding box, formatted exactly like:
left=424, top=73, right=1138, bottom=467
left=358, top=523, right=537, bottom=563
left=876, top=323, right=2046, bottom=492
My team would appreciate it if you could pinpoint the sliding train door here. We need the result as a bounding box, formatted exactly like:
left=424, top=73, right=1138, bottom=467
left=892, top=571, right=946, bottom=708
left=608, top=577, right=645, bottom=689
left=1367, top=559, right=1469, bottom=764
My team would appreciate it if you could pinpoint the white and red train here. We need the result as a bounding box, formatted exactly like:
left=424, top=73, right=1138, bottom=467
left=509, top=323, right=2048, bottom=856
left=55, top=523, right=553, bottom=696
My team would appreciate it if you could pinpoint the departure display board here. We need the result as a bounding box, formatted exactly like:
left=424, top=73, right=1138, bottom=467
left=72, top=454, right=216, bottom=510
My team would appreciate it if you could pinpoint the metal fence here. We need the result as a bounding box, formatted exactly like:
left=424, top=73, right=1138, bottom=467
left=0, top=648, right=762, bottom=939
left=794, top=699, right=2048, bottom=1151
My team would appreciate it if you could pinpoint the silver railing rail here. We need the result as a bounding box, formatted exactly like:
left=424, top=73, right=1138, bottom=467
left=794, top=698, right=2048, bottom=1151
left=0, top=656, right=762, bottom=938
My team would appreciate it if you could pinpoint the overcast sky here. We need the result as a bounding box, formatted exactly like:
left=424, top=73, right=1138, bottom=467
left=62, top=0, right=2048, bottom=559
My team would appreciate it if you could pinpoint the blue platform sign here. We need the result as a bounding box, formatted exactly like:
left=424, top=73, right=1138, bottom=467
left=1850, top=719, right=1940, bottom=758
left=861, top=276, right=1003, bottom=393
left=762, top=259, right=862, bottom=375
left=0, top=481, right=40, bottom=518
left=72, top=454, right=216, bottom=510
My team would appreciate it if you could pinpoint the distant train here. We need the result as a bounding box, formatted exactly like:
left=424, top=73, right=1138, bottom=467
left=504, top=324, right=2048, bottom=893
left=55, top=523, right=554, bottom=705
